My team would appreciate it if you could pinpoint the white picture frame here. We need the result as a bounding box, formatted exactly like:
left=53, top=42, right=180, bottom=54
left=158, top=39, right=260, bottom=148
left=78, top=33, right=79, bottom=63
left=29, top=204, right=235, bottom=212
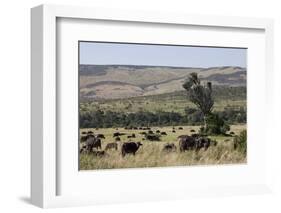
left=31, top=4, right=274, bottom=208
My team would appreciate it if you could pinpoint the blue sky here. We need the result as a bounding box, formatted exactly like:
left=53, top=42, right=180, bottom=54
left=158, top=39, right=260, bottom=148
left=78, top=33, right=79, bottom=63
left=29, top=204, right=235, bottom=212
left=79, top=41, right=247, bottom=68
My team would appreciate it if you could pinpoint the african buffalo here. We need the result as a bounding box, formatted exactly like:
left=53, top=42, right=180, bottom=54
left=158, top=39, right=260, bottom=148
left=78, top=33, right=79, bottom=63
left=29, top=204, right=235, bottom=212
left=161, top=132, right=167, bottom=135
left=121, top=142, right=142, bottom=157
left=162, top=143, right=176, bottom=152
left=92, top=150, right=107, bottom=157
left=179, top=135, right=196, bottom=152
left=195, top=137, right=211, bottom=151
left=97, top=134, right=105, bottom=139
left=86, top=137, right=101, bottom=152
left=113, top=132, right=126, bottom=137
left=105, top=142, right=118, bottom=151
left=145, top=134, right=161, bottom=141
left=80, top=134, right=95, bottom=142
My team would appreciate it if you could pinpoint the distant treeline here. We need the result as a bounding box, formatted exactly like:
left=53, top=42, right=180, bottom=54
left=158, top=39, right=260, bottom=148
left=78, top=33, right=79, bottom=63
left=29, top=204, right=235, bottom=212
left=80, top=106, right=246, bottom=128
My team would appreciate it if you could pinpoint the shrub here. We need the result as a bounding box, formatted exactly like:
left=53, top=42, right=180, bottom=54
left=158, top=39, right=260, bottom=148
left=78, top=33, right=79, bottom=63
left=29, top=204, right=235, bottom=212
left=200, top=113, right=230, bottom=135
left=233, top=130, right=247, bottom=154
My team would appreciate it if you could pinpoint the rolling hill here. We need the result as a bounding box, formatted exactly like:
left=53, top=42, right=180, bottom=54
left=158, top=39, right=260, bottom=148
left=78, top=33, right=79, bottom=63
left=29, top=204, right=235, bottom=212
left=79, top=64, right=246, bottom=100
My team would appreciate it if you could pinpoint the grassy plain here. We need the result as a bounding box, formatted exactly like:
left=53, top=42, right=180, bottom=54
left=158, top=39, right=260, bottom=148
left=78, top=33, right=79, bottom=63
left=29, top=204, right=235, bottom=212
left=79, top=124, right=246, bottom=170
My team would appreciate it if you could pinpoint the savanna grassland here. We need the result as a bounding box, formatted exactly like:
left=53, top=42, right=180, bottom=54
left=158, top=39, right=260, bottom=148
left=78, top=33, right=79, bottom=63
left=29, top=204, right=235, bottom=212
left=79, top=64, right=247, bottom=170
left=79, top=125, right=246, bottom=170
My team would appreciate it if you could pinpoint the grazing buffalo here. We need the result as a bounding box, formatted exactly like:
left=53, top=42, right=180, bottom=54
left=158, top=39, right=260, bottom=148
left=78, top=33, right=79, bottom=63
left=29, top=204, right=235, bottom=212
left=113, top=132, right=125, bottom=137
left=230, top=131, right=235, bottom=135
left=148, top=130, right=154, bottom=134
left=145, top=134, right=161, bottom=141
left=121, top=142, right=142, bottom=157
left=191, top=133, right=200, bottom=138
left=113, top=132, right=120, bottom=137
left=190, top=129, right=195, bottom=133
left=92, top=150, right=107, bottom=157
left=131, top=133, right=136, bottom=138
left=80, top=145, right=87, bottom=154
left=177, top=135, right=189, bottom=139
left=87, top=131, right=93, bottom=134
left=140, top=132, right=147, bottom=135
left=195, top=137, right=211, bottom=151
left=80, top=135, right=88, bottom=142
left=156, top=130, right=161, bottom=133
left=80, top=134, right=95, bottom=142
left=86, top=137, right=101, bottom=152
left=179, top=135, right=196, bottom=152
left=162, top=143, right=176, bottom=152
left=127, top=135, right=132, bottom=139
left=97, top=134, right=105, bottom=139
left=105, top=142, right=118, bottom=151
left=115, top=136, right=121, bottom=141
left=161, top=132, right=167, bottom=135
left=81, top=131, right=87, bottom=134
left=172, top=130, right=176, bottom=133
left=178, top=127, right=183, bottom=130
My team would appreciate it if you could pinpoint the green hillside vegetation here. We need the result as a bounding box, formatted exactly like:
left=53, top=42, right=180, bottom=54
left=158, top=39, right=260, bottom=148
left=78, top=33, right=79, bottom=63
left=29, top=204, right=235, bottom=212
left=80, top=86, right=246, bottom=128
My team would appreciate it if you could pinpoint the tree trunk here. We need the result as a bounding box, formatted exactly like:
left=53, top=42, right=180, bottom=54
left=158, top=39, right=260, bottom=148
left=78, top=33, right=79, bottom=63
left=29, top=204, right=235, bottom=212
left=203, top=114, right=208, bottom=132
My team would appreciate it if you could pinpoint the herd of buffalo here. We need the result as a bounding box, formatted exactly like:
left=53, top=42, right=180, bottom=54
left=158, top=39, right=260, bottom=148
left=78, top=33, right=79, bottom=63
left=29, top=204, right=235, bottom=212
left=80, top=127, right=218, bottom=158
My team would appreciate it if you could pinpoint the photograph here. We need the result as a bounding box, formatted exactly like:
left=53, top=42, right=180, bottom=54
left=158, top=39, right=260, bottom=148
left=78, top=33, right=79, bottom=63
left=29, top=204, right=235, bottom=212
left=78, top=41, right=247, bottom=170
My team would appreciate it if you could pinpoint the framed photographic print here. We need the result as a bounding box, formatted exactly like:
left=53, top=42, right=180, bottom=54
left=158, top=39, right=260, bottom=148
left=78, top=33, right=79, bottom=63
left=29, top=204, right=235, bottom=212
left=31, top=4, right=274, bottom=208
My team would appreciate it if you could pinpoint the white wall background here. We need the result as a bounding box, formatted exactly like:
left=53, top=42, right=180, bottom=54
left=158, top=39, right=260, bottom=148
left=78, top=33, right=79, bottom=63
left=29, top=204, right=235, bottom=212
left=0, top=0, right=280, bottom=212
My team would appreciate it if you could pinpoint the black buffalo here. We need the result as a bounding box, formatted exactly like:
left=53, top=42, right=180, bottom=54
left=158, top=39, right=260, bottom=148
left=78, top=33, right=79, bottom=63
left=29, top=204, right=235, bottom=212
left=97, top=134, right=105, bottom=139
left=162, top=143, right=176, bottom=152
left=92, top=150, right=107, bottom=157
left=86, top=137, right=101, bottom=152
left=105, top=142, right=118, bottom=151
left=80, top=134, right=95, bottom=142
left=179, top=135, right=196, bottom=152
left=195, top=137, right=211, bottom=151
left=121, top=142, right=142, bottom=157
left=113, top=132, right=126, bottom=137
left=145, top=134, right=161, bottom=141
left=161, top=132, right=167, bottom=135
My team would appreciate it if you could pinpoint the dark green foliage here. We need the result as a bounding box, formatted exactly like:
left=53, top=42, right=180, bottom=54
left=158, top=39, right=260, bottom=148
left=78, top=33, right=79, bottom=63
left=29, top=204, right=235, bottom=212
left=80, top=110, right=185, bottom=128
left=183, top=73, right=214, bottom=116
left=233, top=130, right=247, bottom=154
left=79, top=107, right=246, bottom=128
left=199, top=113, right=230, bottom=135
left=216, top=107, right=246, bottom=123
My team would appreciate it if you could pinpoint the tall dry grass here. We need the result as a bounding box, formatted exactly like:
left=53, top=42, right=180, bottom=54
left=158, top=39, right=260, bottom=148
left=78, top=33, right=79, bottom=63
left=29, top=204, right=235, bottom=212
left=79, top=125, right=246, bottom=170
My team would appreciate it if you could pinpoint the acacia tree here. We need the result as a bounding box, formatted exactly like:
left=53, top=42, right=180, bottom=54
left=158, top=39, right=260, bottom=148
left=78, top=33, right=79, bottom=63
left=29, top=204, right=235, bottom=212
left=182, top=72, right=214, bottom=130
